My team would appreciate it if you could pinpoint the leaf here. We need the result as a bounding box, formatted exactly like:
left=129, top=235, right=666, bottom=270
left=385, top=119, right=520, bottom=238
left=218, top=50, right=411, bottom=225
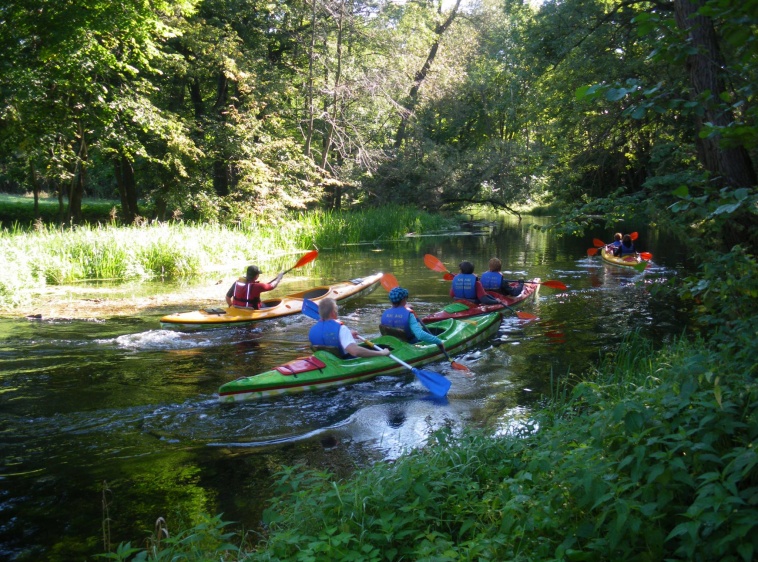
left=672, top=185, right=690, bottom=198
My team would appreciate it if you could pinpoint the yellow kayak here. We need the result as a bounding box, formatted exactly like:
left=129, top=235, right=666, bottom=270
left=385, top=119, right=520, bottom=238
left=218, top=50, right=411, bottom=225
left=160, top=272, right=383, bottom=330
left=601, top=248, right=649, bottom=272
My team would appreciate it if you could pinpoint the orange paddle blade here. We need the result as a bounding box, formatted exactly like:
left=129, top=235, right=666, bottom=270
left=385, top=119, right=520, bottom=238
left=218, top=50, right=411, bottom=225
left=640, top=252, right=652, bottom=260
left=450, top=360, right=471, bottom=373
left=630, top=232, right=639, bottom=240
left=593, top=238, right=606, bottom=248
left=294, top=250, right=319, bottom=268
left=380, top=273, right=399, bottom=291
left=424, top=254, right=450, bottom=273
left=516, top=311, right=538, bottom=320
left=443, top=273, right=455, bottom=281
left=541, top=280, right=567, bottom=290
left=587, top=248, right=599, bottom=256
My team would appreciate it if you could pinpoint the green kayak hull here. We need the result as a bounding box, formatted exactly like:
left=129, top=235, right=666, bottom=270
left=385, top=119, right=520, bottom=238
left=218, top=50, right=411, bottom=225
left=218, top=311, right=502, bottom=402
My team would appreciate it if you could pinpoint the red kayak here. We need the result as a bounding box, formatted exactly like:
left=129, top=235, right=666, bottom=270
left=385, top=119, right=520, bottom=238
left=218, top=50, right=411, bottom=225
left=421, top=278, right=540, bottom=323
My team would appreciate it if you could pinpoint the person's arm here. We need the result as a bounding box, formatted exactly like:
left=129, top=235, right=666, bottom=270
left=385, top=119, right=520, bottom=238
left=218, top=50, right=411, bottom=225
left=225, top=284, right=234, bottom=306
left=475, top=280, right=489, bottom=300
left=409, top=314, right=442, bottom=345
left=267, top=272, right=285, bottom=289
left=340, top=325, right=390, bottom=357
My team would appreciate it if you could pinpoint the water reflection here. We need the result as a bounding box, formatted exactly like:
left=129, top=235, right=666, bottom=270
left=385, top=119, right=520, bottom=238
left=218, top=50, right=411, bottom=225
left=0, top=216, right=691, bottom=560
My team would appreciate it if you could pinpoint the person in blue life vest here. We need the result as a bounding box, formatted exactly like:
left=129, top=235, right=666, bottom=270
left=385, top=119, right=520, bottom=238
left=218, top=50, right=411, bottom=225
left=603, top=232, right=623, bottom=254
left=450, top=261, right=500, bottom=305
left=613, top=234, right=638, bottom=257
left=380, top=287, right=445, bottom=345
left=308, top=298, right=391, bottom=359
left=480, top=258, right=524, bottom=297
left=226, top=265, right=284, bottom=309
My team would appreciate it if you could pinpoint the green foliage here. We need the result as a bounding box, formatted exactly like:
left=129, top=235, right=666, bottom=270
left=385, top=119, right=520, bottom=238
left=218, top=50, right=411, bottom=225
left=242, top=330, right=758, bottom=561
left=98, top=514, right=239, bottom=561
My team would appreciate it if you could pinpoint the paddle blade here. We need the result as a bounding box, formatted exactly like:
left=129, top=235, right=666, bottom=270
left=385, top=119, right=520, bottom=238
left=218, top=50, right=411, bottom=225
left=630, top=232, right=639, bottom=240
left=587, top=248, right=599, bottom=256
left=412, top=367, right=451, bottom=397
left=380, top=273, right=399, bottom=291
left=516, top=311, right=538, bottom=320
left=450, top=360, right=471, bottom=374
left=541, top=280, right=568, bottom=290
left=639, top=252, right=653, bottom=260
left=294, top=250, right=319, bottom=269
left=424, top=254, right=450, bottom=273
left=593, top=238, right=606, bottom=248
left=442, top=273, right=455, bottom=281
left=302, top=298, right=320, bottom=320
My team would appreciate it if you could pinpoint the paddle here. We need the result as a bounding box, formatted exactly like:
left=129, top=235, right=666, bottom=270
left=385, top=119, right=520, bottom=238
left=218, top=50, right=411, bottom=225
left=376, top=273, right=472, bottom=374
left=357, top=337, right=451, bottom=398
left=301, top=299, right=451, bottom=397
left=269, top=250, right=318, bottom=282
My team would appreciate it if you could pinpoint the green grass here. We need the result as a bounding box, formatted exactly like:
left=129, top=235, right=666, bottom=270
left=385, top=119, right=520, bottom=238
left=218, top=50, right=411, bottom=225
left=0, top=204, right=457, bottom=308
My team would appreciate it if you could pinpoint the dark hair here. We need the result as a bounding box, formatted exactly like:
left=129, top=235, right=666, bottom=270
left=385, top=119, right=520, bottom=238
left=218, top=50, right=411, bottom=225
left=246, top=265, right=261, bottom=279
left=459, top=261, right=475, bottom=274
left=622, top=234, right=632, bottom=244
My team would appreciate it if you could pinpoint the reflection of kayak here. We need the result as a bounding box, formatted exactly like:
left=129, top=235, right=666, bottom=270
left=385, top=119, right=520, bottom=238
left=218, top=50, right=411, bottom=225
left=420, top=279, right=540, bottom=323
left=601, top=248, right=649, bottom=270
left=218, top=312, right=502, bottom=402
left=160, top=272, right=383, bottom=330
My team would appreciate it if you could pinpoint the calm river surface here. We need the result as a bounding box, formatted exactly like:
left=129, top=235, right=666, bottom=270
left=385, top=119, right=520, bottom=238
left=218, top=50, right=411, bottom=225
left=0, top=216, right=690, bottom=560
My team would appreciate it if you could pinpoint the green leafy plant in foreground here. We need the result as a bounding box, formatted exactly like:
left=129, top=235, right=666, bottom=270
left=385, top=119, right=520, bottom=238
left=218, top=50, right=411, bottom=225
left=245, top=330, right=757, bottom=561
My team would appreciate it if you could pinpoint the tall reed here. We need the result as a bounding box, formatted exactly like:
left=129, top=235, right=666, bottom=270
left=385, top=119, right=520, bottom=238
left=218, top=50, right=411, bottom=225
left=0, top=207, right=455, bottom=308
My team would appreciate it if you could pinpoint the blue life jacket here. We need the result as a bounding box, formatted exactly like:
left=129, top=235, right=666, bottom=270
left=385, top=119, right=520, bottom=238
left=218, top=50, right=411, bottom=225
left=452, top=273, right=478, bottom=300
left=380, top=306, right=416, bottom=342
left=309, top=320, right=347, bottom=357
left=480, top=271, right=503, bottom=291
left=619, top=241, right=636, bottom=255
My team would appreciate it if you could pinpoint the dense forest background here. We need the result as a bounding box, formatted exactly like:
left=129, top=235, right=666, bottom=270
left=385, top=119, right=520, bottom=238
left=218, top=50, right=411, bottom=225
left=0, top=0, right=755, bottom=252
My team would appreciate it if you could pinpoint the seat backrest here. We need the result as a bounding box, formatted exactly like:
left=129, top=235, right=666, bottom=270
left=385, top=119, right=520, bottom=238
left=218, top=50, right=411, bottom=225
left=311, top=345, right=343, bottom=358
left=379, top=325, right=410, bottom=342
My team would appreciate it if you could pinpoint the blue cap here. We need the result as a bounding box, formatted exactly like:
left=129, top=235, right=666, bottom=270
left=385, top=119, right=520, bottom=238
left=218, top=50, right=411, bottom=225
left=389, top=287, right=409, bottom=304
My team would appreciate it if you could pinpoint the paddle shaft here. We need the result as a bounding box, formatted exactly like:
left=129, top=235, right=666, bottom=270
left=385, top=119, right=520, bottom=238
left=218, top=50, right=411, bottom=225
left=358, top=337, right=417, bottom=371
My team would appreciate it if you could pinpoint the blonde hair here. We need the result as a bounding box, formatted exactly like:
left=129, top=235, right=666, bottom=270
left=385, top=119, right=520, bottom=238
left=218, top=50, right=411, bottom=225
left=488, top=258, right=502, bottom=272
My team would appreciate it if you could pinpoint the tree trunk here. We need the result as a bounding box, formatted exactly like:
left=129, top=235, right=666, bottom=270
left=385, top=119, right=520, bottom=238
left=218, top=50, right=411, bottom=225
left=304, top=0, right=318, bottom=157
left=394, top=0, right=462, bottom=149
left=28, top=159, right=40, bottom=219
left=674, top=0, right=757, bottom=188
left=113, top=153, right=139, bottom=224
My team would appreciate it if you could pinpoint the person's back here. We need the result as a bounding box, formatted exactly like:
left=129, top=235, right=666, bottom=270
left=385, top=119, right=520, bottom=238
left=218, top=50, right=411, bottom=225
left=381, top=287, right=443, bottom=346
left=614, top=234, right=637, bottom=256
left=451, top=261, right=479, bottom=300
left=480, top=258, right=504, bottom=292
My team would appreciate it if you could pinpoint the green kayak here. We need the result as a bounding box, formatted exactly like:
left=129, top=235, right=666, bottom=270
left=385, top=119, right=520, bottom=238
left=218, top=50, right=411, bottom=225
left=218, top=311, right=502, bottom=402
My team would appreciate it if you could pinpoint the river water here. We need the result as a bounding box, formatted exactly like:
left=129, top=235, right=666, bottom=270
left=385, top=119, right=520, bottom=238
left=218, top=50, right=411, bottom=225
left=0, top=216, right=690, bottom=560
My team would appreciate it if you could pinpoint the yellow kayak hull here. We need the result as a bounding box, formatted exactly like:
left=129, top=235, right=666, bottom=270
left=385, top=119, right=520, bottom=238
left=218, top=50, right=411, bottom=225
left=160, top=272, right=383, bottom=330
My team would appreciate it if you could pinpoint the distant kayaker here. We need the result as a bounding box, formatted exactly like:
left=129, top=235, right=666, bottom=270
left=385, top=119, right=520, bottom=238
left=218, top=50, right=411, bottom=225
left=309, top=298, right=391, bottom=359
left=380, top=287, right=444, bottom=345
left=613, top=234, right=638, bottom=257
left=226, top=265, right=284, bottom=309
left=450, top=261, right=499, bottom=305
left=603, top=232, right=623, bottom=254
left=480, top=258, right=524, bottom=297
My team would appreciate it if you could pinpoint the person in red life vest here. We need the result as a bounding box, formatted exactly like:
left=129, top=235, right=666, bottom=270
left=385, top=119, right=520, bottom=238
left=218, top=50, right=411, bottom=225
left=225, top=265, right=284, bottom=309
left=450, top=261, right=499, bottom=305
left=308, top=298, right=391, bottom=359
left=380, top=287, right=443, bottom=345
left=479, top=258, right=524, bottom=297
left=613, top=234, right=638, bottom=257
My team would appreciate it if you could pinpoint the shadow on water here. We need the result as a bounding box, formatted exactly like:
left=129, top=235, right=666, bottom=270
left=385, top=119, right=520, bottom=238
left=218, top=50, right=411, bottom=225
left=0, top=215, right=692, bottom=560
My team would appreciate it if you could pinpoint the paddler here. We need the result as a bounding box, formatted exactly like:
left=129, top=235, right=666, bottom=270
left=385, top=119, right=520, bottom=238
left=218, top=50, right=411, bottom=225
left=480, top=258, right=524, bottom=297
left=226, top=265, right=284, bottom=309
left=450, top=261, right=499, bottom=305
left=380, top=287, right=444, bottom=345
left=309, top=298, right=390, bottom=359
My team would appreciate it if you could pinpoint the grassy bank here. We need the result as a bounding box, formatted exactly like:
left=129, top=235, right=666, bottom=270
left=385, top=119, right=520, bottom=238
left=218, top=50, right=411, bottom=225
left=101, top=326, right=758, bottom=561
left=0, top=206, right=455, bottom=308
